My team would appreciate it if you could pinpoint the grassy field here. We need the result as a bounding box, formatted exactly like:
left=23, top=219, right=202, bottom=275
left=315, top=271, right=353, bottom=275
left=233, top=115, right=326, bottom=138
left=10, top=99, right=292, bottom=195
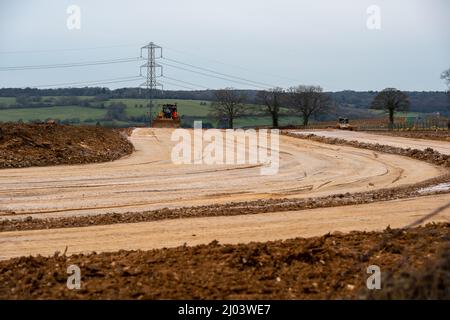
left=0, top=96, right=436, bottom=128
left=0, top=97, right=269, bottom=127
left=0, top=97, right=16, bottom=105
left=0, top=106, right=106, bottom=122
left=110, top=98, right=262, bottom=118
left=111, top=98, right=212, bottom=117
left=235, top=116, right=304, bottom=127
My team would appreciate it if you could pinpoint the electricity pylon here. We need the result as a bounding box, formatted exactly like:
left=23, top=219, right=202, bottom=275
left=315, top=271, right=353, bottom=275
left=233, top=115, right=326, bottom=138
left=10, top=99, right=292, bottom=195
left=140, top=42, right=163, bottom=126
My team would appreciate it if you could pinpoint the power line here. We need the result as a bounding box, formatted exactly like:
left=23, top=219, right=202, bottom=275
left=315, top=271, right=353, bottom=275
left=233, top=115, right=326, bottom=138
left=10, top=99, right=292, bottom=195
left=162, top=75, right=209, bottom=90
left=0, top=57, right=143, bottom=71
left=0, top=43, right=292, bottom=90
left=159, top=79, right=196, bottom=91
left=160, top=61, right=269, bottom=89
left=164, top=45, right=302, bottom=84
left=30, top=76, right=142, bottom=88
left=0, top=43, right=145, bottom=55
left=162, top=57, right=277, bottom=88
left=1, top=43, right=300, bottom=85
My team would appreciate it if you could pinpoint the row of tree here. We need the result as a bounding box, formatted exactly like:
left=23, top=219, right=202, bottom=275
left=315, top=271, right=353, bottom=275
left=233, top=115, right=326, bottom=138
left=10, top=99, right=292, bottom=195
left=442, top=68, right=450, bottom=100
left=211, top=86, right=414, bottom=129
left=1, top=89, right=448, bottom=114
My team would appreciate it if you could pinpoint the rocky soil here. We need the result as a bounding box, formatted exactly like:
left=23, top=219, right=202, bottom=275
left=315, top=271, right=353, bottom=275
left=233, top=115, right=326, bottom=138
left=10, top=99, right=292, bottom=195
left=0, top=223, right=447, bottom=299
left=0, top=123, right=133, bottom=169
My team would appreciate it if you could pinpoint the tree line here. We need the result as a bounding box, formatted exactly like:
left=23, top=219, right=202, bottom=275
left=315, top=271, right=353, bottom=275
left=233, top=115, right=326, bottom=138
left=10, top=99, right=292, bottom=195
left=212, top=69, right=450, bottom=129
left=210, top=86, right=414, bottom=129
left=1, top=68, right=449, bottom=124
left=256, top=86, right=332, bottom=128
left=1, top=88, right=448, bottom=115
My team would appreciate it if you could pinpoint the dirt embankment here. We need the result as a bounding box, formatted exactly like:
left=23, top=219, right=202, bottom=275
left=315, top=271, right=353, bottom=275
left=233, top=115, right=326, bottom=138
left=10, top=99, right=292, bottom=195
left=283, top=131, right=450, bottom=167
left=1, top=174, right=449, bottom=232
left=0, top=123, right=133, bottom=168
left=0, top=223, right=447, bottom=300
left=371, top=130, right=450, bottom=142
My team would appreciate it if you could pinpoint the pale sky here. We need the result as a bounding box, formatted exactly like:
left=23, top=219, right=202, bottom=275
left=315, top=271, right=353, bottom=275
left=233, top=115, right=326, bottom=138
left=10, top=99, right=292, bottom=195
left=0, top=0, right=449, bottom=91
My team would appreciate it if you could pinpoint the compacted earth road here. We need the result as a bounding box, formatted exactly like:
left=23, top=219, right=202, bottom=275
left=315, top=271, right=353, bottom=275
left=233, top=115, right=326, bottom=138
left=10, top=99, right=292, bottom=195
left=0, top=128, right=444, bottom=220
left=291, top=129, right=450, bottom=155
left=0, top=128, right=448, bottom=259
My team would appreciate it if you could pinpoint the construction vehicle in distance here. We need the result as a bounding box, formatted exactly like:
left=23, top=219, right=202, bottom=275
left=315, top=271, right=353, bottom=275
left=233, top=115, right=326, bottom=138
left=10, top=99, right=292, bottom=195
left=336, top=117, right=356, bottom=131
left=151, top=103, right=181, bottom=128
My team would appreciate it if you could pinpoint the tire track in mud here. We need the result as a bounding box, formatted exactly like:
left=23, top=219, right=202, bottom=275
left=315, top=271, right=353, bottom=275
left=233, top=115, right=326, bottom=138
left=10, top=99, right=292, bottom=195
left=1, top=173, right=449, bottom=232
left=0, top=129, right=446, bottom=220
left=1, top=194, right=449, bottom=260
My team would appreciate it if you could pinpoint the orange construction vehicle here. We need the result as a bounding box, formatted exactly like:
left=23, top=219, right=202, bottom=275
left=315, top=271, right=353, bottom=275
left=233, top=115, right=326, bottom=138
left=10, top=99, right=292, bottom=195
left=151, top=103, right=181, bottom=128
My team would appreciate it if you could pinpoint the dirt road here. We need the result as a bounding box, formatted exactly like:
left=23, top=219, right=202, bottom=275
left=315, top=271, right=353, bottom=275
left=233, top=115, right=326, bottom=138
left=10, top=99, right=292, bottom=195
left=291, top=130, right=450, bottom=155
left=0, top=128, right=444, bottom=220
left=1, top=194, right=448, bottom=260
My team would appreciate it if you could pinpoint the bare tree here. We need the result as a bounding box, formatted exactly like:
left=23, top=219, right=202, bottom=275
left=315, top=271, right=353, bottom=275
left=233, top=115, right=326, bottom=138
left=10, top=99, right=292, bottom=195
left=286, top=85, right=331, bottom=127
left=441, top=68, right=450, bottom=102
left=256, top=87, right=284, bottom=128
left=370, top=88, right=410, bottom=127
left=441, top=69, right=450, bottom=85
left=210, top=88, right=246, bottom=128
left=441, top=69, right=450, bottom=129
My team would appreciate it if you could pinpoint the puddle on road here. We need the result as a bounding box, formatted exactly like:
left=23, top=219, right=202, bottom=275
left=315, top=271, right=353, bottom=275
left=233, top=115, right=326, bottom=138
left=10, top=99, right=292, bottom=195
left=418, top=183, right=450, bottom=194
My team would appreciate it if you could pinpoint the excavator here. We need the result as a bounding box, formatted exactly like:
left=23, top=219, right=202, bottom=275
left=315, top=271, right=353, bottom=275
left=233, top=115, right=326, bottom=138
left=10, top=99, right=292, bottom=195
left=336, top=117, right=356, bottom=131
left=151, top=103, right=181, bottom=128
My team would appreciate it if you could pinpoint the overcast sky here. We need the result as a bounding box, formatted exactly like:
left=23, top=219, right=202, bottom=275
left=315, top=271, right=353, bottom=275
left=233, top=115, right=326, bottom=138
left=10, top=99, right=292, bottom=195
left=0, top=0, right=449, bottom=91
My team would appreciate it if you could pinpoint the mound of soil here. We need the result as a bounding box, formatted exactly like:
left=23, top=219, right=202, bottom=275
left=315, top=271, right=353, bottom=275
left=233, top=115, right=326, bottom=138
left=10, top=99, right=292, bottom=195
left=0, top=223, right=448, bottom=300
left=0, top=123, right=133, bottom=168
left=363, top=243, right=450, bottom=299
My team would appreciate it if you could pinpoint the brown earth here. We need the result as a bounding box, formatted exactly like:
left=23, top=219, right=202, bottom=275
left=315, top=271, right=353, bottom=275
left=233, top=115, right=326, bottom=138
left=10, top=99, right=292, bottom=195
left=284, top=130, right=450, bottom=166
left=0, top=194, right=450, bottom=260
left=0, top=123, right=133, bottom=169
left=1, top=174, right=448, bottom=232
left=370, top=130, right=450, bottom=142
left=0, top=223, right=447, bottom=300
left=0, top=128, right=445, bottom=220
left=364, top=243, right=450, bottom=299
left=1, top=127, right=449, bottom=300
left=1, top=193, right=448, bottom=261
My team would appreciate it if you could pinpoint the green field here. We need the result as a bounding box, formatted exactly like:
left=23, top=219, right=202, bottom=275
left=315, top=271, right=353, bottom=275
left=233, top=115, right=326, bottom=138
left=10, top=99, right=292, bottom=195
left=0, top=97, right=16, bottom=105
left=235, top=116, right=303, bottom=127
left=110, top=98, right=260, bottom=118
left=0, top=97, right=270, bottom=127
left=0, top=106, right=106, bottom=122
left=111, top=98, right=211, bottom=117
left=0, top=96, right=435, bottom=128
